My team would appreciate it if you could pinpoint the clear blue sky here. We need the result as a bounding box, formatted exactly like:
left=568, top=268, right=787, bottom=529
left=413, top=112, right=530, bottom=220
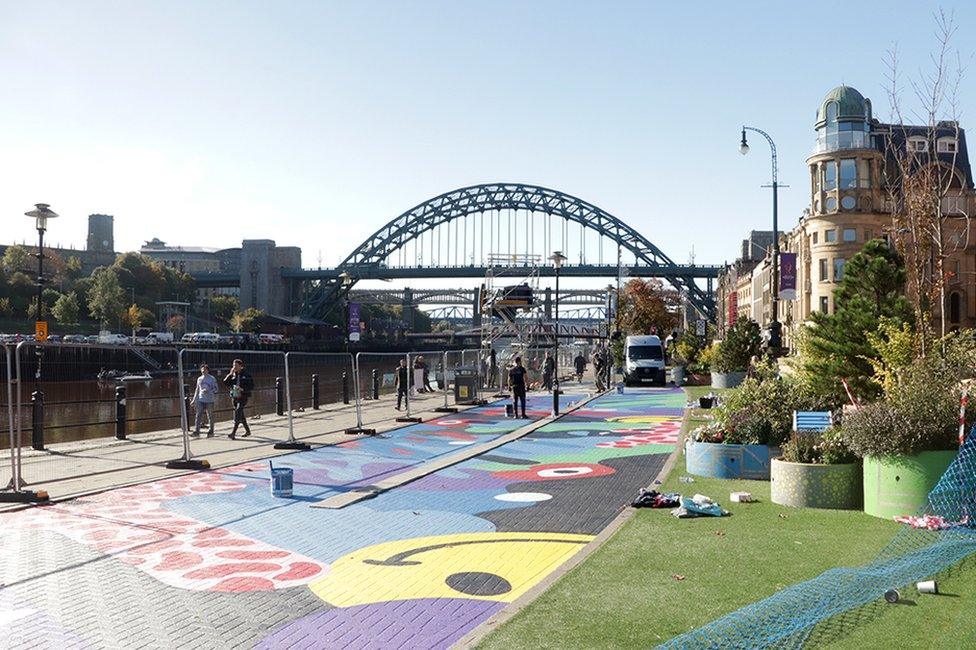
left=2, top=0, right=972, bottom=270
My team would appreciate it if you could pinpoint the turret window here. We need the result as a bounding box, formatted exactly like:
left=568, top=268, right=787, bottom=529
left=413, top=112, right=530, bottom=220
left=842, top=228, right=857, bottom=242
left=825, top=229, right=837, bottom=243
left=823, top=161, right=837, bottom=191
left=858, top=159, right=871, bottom=188
left=839, top=159, right=856, bottom=189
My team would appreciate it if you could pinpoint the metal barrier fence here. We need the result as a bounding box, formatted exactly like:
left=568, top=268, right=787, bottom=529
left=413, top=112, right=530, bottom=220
left=0, top=344, right=503, bottom=501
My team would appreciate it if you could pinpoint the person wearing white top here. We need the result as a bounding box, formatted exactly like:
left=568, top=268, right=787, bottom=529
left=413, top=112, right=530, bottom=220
left=191, top=364, right=219, bottom=437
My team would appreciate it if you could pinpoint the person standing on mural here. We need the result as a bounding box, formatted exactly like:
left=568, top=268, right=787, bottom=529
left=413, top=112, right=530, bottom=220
left=488, top=347, right=498, bottom=387
left=509, top=356, right=528, bottom=418
left=395, top=358, right=409, bottom=410
left=223, top=359, right=253, bottom=439
left=542, top=351, right=555, bottom=391
left=191, top=364, right=218, bottom=437
left=574, top=352, right=587, bottom=383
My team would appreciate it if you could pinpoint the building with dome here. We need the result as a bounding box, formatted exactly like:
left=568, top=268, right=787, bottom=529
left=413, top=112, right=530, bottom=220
left=717, top=84, right=976, bottom=342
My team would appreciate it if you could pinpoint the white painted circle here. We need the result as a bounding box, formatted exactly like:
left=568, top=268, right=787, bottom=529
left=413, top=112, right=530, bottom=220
left=538, top=466, right=593, bottom=478
left=494, top=492, right=553, bottom=502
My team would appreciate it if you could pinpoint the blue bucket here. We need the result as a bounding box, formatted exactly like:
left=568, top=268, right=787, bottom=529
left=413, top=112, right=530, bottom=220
left=270, top=463, right=293, bottom=498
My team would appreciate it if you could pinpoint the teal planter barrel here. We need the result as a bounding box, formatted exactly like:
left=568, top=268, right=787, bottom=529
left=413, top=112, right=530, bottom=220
left=770, top=459, right=862, bottom=510
left=863, top=450, right=957, bottom=519
left=686, top=440, right=779, bottom=480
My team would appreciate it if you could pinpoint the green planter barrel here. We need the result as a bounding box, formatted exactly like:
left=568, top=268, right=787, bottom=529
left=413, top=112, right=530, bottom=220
left=711, top=371, right=746, bottom=389
left=863, top=450, right=957, bottom=519
left=770, top=458, right=862, bottom=510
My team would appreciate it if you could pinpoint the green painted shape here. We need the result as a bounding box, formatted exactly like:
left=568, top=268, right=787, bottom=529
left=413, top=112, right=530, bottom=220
left=862, top=450, right=957, bottom=519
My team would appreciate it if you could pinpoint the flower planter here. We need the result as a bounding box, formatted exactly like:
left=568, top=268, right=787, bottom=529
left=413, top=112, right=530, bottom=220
left=686, top=440, right=779, bottom=480
left=770, top=458, right=862, bottom=510
left=711, top=371, right=746, bottom=389
left=687, top=372, right=712, bottom=386
left=671, top=366, right=687, bottom=386
left=863, top=450, right=957, bottom=519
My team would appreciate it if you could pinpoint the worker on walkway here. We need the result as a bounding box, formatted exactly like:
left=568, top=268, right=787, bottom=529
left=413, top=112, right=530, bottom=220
left=191, top=364, right=218, bottom=437
left=223, top=359, right=253, bottom=440
left=395, top=358, right=409, bottom=410
left=542, top=351, right=555, bottom=391
left=574, top=352, right=587, bottom=383
left=509, top=356, right=528, bottom=418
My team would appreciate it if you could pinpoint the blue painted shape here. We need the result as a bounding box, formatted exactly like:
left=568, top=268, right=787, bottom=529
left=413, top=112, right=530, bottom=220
left=686, top=440, right=779, bottom=480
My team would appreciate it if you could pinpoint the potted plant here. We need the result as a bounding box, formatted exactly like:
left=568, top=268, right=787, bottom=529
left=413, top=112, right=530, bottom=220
left=771, top=428, right=861, bottom=510
left=711, top=317, right=761, bottom=389
left=842, top=358, right=965, bottom=519
left=687, top=362, right=831, bottom=480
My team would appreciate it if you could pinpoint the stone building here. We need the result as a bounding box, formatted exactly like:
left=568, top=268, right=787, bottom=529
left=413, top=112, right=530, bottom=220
left=0, top=214, right=117, bottom=276
left=718, top=85, right=976, bottom=345
left=239, top=240, right=302, bottom=315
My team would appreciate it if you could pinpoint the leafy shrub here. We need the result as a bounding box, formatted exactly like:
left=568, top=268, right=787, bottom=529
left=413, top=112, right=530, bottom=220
left=712, top=318, right=761, bottom=373
left=781, top=428, right=857, bottom=465
left=712, top=371, right=835, bottom=446
left=842, top=354, right=973, bottom=457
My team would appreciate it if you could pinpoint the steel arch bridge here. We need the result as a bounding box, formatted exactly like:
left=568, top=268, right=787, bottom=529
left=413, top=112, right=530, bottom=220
left=299, top=182, right=714, bottom=320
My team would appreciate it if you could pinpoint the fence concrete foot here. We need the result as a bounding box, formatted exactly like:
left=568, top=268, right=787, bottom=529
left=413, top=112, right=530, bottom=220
left=434, top=406, right=458, bottom=413
left=274, top=441, right=311, bottom=451
left=0, top=490, right=49, bottom=503
left=345, top=426, right=376, bottom=435
left=165, top=459, right=210, bottom=470
left=395, top=416, right=423, bottom=423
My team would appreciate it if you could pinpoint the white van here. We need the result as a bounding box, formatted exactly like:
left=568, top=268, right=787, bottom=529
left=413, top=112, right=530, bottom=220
left=195, top=332, right=219, bottom=345
left=623, top=335, right=666, bottom=386
left=145, top=332, right=174, bottom=345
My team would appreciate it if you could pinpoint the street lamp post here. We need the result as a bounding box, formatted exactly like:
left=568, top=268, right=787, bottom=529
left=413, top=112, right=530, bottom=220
left=24, top=204, right=59, bottom=338
left=339, top=271, right=354, bottom=352
left=739, top=127, right=782, bottom=349
left=550, top=251, right=567, bottom=416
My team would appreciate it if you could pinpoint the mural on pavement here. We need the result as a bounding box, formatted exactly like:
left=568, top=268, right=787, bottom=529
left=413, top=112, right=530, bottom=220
left=3, top=388, right=685, bottom=649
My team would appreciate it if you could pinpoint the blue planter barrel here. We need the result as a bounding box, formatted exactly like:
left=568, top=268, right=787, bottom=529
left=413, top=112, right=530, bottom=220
left=686, top=440, right=779, bottom=480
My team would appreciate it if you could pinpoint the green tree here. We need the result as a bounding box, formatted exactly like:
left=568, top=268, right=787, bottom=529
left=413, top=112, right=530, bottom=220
left=1, top=245, right=32, bottom=274
left=87, top=267, right=126, bottom=327
left=712, top=317, right=761, bottom=373
left=230, top=308, right=264, bottom=333
left=0, top=297, right=12, bottom=317
left=210, top=295, right=239, bottom=323
left=65, top=256, right=84, bottom=280
left=800, top=239, right=912, bottom=401
left=166, top=314, right=186, bottom=335
left=124, top=303, right=154, bottom=330
left=26, top=289, right=63, bottom=320
left=51, top=292, right=80, bottom=324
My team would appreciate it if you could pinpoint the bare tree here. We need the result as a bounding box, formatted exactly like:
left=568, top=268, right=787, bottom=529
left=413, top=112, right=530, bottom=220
left=882, top=9, right=967, bottom=354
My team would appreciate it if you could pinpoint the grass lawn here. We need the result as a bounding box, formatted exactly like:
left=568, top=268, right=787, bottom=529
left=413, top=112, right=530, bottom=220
left=478, top=385, right=976, bottom=649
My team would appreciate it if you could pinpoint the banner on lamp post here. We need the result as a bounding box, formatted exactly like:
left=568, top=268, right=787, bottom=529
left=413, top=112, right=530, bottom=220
left=779, top=252, right=797, bottom=301
left=348, top=302, right=361, bottom=342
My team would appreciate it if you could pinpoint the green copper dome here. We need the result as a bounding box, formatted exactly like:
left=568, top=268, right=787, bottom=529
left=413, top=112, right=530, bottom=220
left=815, top=85, right=871, bottom=128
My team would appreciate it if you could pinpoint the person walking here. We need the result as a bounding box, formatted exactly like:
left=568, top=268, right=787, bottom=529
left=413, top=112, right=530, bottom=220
left=488, top=347, right=498, bottom=387
left=191, top=363, right=218, bottom=437
left=542, top=351, right=555, bottom=391
left=574, top=352, right=587, bottom=383
left=223, top=359, right=253, bottom=440
left=509, top=356, right=528, bottom=418
left=418, top=355, right=433, bottom=392
left=593, top=350, right=606, bottom=392
left=395, top=358, right=409, bottom=410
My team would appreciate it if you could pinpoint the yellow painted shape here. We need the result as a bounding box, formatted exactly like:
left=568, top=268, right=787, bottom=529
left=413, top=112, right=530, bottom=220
left=309, top=531, right=592, bottom=607
left=607, top=415, right=677, bottom=424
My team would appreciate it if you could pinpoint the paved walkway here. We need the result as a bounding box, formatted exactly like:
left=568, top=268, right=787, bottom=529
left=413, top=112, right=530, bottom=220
left=0, top=385, right=685, bottom=649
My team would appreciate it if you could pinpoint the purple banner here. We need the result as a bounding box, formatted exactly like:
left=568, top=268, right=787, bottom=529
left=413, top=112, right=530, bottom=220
left=348, top=302, right=361, bottom=342
left=780, top=252, right=797, bottom=301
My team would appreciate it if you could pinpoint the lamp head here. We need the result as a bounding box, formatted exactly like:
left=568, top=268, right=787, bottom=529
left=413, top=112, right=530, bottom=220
left=550, top=250, right=567, bottom=269
left=25, top=203, right=59, bottom=231
left=739, top=128, right=750, bottom=155
left=338, top=271, right=353, bottom=287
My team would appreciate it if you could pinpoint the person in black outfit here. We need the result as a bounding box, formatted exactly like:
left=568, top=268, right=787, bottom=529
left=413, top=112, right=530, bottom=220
left=488, top=347, right=498, bottom=388
left=574, top=352, right=587, bottom=383
left=509, top=356, right=528, bottom=418
left=395, top=358, right=409, bottom=410
left=223, top=358, right=254, bottom=440
left=542, top=352, right=555, bottom=391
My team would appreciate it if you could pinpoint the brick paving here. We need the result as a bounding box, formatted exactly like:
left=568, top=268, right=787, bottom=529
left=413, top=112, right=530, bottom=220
left=0, top=386, right=685, bottom=649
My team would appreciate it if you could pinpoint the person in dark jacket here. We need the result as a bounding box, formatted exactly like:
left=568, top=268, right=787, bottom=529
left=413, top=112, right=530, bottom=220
left=574, top=352, right=587, bottom=383
left=509, top=356, right=528, bottom=418
left=542, top=352, right=555, bottom=391
left=223, top=358, right=254, bottom=439
left=395, top=358, right=409, bottom=410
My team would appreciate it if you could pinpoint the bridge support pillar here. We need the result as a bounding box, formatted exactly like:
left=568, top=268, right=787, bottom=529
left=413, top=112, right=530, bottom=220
left=472, top=288, right=482, bottom=328
left=544, top=287, right=553, bottom=321
left=402, top=287, right=416, bottom=331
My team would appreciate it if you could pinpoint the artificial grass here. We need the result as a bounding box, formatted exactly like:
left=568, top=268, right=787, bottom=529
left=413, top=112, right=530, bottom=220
left=478, top=385, right=976, bottom=649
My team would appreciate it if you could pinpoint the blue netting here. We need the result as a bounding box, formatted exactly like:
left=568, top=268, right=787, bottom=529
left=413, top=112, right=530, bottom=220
left=659, top=428, right=976, bottom=649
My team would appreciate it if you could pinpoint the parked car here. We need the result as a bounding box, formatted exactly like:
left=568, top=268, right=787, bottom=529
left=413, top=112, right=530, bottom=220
left=195, top=332, right=219, bottom=345
left=145, top=331, right=174, bottom=345
left=180, top=333, right=196, bottom=343
left=259, top=333, right=285, bottom=345
left=98, top=333, right=130, bottom=345
left=85, top=335, right=100, bottom=344
left=45, top=335, right=62, bottom=343
left=63, top=334, right=87, bottom=344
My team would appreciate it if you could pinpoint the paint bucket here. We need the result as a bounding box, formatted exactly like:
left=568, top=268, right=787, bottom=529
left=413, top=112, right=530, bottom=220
left=270, top=462, right=293, bottom=498
left=917, top=580, right=939, bottom=594
left=884, top=588, right=900, bottom=603
left=505, top=403, right=514, bottom=418
left=616, top=383, right=624, bottom=394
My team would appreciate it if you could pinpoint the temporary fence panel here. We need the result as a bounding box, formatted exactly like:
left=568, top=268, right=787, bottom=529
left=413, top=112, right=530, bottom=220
left=283, top=352, right=357, bottom=439
left=10, top=341, right=184, bottom=488
left=355, top=352, right=415, bottom=425
left=1, top=344, right=19, bottom=497
left=410, top=350, right=456, bottom=413
left=178, top=349, right=288, bottom=459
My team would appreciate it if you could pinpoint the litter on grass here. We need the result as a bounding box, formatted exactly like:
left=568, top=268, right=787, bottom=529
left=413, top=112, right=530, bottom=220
left=672, top=494, right=729, bottom=518
left=632, top=488, right=681, bottom=509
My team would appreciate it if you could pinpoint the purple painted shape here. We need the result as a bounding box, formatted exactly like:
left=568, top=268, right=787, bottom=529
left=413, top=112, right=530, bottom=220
left=407, top=467, right=511, bottom=492
left=257, top=598, right=503, bottom=650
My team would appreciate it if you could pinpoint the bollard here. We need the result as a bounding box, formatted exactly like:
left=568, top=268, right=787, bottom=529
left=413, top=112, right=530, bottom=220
left=275, top=377, right=284, bottom=416
left=115, top=385, right=126, bottom=441
left=311, top=373, right=320, bottom=410
left=342, top=371, right=350, bottom=404
left=372, top=368, right=379, bottom=400
left=31, top=390, right=45, bottom=450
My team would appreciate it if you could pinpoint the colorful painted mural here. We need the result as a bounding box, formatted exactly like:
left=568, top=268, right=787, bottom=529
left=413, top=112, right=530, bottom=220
left=2, top=388, right=686, bottom=648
